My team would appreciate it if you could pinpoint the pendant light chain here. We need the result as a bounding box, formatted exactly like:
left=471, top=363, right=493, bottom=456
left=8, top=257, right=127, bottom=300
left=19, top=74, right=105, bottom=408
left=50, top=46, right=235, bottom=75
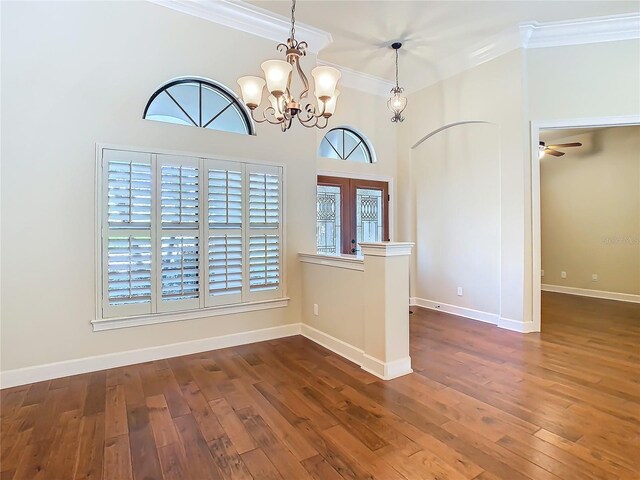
left=395, top=48, right=399, bottom=88
left=290, top=0, right=296, bottom=42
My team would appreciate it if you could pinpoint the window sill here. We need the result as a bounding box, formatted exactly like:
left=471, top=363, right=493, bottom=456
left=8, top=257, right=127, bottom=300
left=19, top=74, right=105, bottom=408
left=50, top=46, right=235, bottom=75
left=92, top=297, right=290, bottom=332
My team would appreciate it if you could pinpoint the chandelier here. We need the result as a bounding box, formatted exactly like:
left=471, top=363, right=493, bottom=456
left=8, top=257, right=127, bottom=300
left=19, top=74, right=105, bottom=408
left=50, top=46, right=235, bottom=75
left=237, top=0, right=341, bottom=132
left=388, top=42, right=407, bottom=123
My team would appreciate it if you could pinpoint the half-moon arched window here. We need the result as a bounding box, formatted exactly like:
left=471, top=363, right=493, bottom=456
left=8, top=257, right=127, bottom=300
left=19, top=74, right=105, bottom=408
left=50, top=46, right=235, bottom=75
left=318, top=127, right=375, bottom=163
left=143, top=78, right=254, bottom=135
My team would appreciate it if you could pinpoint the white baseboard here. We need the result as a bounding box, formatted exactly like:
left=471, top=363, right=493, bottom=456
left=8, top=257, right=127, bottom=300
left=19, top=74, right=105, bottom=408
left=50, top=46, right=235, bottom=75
left=410, top=297, right=499, bottom=325
left=411, top=297, right=539, bottom=333
left=542, top=284, right=640, bottom=304
left=498, top=317, right=538, bottom=333
left=2, top=322, right=414, bottom=389
left=0, top=323, right=301, bottom=389
left=300, top=324, right=364, bottom=367
left=300, top=324, right=412, bottom=381
left=361, top=354, right=413, bottom=380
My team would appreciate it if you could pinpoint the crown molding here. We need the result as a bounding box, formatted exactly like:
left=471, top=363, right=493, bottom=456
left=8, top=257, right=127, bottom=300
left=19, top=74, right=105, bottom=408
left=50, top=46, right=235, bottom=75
left=149, top=0, right=333, bottom=54
left=404, top=26, right=520, bottom=94
left=520, top=13, right=640, bottom=49
left=317, top=60, right=394, bottom=97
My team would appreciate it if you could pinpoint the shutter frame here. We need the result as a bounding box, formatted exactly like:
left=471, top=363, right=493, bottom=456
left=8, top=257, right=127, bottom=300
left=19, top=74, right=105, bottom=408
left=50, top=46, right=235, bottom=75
left=102, top=150, right=153, bottom=318
left=244, top=163, right=282, bottom=303
left=204, top=159, right=244, bottom=306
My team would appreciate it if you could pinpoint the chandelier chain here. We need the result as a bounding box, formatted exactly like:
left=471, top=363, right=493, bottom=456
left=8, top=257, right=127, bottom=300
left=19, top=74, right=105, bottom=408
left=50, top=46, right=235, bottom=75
left=290, top=0, right=296, bottom=42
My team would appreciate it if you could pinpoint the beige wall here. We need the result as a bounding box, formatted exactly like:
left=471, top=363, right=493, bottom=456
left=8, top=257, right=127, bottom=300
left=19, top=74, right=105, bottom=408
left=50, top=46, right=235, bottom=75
left=541, top=126, right=640, bottom=295
left=0, top=1, right=391, bottom=372
left=413, top=122, right=500, bottom=314
left=398, top=38, right=640, bottom=328
left=301, top=263, right=365, bottom=349
left=398, top=50, right=526, bottom=324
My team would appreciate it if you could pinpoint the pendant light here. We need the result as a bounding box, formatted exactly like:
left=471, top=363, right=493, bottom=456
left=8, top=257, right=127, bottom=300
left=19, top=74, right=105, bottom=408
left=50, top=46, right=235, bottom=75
left=388, top=42, right=407, bottom=123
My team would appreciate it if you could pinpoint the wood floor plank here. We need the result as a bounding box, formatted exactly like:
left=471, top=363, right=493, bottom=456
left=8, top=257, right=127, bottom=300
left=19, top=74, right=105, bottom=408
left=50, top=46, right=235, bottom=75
left=240, top=448, right=283, bottom=480
left=0, top=292, right=637, bottom=479
left=102, top=435, right=133, bottom=480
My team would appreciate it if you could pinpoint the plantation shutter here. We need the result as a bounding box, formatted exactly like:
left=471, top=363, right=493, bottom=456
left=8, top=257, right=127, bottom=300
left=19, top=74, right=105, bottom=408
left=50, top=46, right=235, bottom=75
left=102, top=149, right=153, bottom=317
left=204, top=160, right=243, bottom=306
left=156, top=154, right=202, bottom=312
left=245, top=164, right=282, bottom=302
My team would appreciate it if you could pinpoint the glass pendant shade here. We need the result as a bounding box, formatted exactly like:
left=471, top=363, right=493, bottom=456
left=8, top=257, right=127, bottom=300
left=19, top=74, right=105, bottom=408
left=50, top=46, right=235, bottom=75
left=237, top=76, right=265, bottom=108
left=322, top=90, right=340, bottom=117
left=311, top=66, right=341, bottom=100
left=268, top=94, right=285, bottom=120
left=388, top=89, right=407, bottom=122
left=261, top=60, right=292, bottom=96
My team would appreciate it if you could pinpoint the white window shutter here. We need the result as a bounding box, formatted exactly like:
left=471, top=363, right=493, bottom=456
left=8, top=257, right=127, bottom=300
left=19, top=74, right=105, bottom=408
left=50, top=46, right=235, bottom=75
left=102, top=150, right=153, bottom=317
left=156, top=155, right=201, bottom=312
left=100, top=150, right=284, bottom=321
left=204, top=160, right=243, bottom=306
left=245, top=164, right=282, bottom=302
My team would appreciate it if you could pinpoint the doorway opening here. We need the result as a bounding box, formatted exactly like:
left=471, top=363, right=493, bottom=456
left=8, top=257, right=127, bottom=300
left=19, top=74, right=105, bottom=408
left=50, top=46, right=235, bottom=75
left=531, top=116, right=640, bottom=331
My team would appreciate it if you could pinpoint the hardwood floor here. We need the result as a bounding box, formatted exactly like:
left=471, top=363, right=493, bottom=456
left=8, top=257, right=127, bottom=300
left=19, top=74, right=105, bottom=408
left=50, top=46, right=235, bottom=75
left=1, top=291, right=639, bottom=479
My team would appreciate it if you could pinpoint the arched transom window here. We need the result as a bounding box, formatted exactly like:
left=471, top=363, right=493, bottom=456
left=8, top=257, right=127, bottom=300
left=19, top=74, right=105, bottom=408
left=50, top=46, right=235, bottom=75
left=143, top=78, right=254, bottom=135
left=318, top=127, right=375, bottom=163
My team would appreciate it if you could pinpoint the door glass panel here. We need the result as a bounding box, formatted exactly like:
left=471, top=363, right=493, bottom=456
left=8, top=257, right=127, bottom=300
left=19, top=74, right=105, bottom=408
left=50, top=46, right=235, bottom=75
left=316, top=185, right=341, bottom=254
left=356, top=188, right=383, bottom=255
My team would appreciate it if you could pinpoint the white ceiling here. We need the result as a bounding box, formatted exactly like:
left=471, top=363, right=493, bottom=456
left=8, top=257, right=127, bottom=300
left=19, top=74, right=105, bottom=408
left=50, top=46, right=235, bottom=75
left=248, top=1, right=640, bottom=92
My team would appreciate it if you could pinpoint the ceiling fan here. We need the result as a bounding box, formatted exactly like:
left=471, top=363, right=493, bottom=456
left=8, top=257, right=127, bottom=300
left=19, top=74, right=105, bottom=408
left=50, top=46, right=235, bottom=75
left=539, top=141, right=582, bottom=158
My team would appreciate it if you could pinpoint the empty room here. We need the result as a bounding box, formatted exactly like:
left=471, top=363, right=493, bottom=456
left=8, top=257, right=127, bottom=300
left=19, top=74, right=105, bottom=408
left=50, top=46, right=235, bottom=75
left=1, top=1, right=639, bottom=479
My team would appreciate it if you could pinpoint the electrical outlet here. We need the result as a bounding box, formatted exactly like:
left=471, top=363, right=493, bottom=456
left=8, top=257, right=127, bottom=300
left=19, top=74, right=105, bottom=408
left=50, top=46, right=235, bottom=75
left=592, top=274, right=598, bottom=282
left=457, top=287, right=463, bottom=296
left=541, top=269, right=545, bottom=277
left=561, top=271, right=567, bottom=279
left=313, top=304, right=319, bottom=316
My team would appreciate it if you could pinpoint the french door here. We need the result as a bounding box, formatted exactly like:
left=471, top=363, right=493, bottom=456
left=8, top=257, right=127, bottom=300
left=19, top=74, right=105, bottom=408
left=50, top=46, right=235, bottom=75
left=316, top=175, right=389, bottom=255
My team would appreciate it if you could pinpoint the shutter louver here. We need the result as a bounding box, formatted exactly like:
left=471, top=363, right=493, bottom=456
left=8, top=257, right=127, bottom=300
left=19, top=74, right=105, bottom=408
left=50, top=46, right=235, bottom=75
left=209, top=235, right=242, bottom=296
left=161, top=236, right=199, bottom=301
left=249, top=235, right=280, bottom=290
left=108, top=161, right=151, bottom=227
left=249, top=172, right=279, bottom=226
left=161, top=165, right=199, bottom=226
left=209, top=169, right=242, bottom=228
left=107, top=236, right=152, bottom=305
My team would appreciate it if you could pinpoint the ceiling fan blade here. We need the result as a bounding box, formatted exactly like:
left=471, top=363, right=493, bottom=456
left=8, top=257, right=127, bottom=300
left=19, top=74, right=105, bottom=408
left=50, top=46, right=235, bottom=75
left=547, top=142, right=582, bottom=148
left=544, top=148, right=565, bottom=157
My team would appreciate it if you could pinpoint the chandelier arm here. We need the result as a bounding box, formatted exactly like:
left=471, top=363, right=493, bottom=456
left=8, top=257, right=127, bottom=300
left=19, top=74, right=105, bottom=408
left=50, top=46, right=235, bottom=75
left=296, top=59, right=310, bottom=100
left=317, top=116, right=330, bottom=129
left=252, top=107, right=287, bottom=125
left=297, top=114, right=319, bottom=128
left=249, top=109, right=268, bottom=124
left=299, top=105, right=320, bottom=124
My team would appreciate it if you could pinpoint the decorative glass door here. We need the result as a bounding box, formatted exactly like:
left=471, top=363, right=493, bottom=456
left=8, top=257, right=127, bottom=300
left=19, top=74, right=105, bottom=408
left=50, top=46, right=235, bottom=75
left=316, top=176, right=389, bottom=255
